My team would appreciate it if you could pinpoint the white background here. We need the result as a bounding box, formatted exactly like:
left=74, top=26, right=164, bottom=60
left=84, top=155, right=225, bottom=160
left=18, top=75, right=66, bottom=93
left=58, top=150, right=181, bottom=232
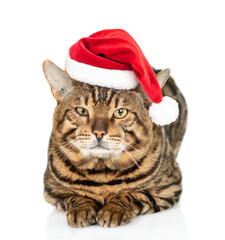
left=0, top=0, right=225, bottom=239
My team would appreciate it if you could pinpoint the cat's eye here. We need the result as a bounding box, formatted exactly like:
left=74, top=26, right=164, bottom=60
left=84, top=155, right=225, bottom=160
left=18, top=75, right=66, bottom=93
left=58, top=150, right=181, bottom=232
left=75, top=107, right=89, bottom=116
left=113, top=108, right=128, bottom=119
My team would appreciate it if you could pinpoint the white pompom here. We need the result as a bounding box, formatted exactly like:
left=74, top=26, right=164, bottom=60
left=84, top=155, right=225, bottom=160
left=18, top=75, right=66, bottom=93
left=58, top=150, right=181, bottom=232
left=149, top=96, right=179, bottom=126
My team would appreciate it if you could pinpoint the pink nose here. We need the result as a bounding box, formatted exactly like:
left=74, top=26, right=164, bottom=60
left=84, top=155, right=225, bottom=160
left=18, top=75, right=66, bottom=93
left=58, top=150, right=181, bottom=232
left=93, top=130, right=106, bottom=139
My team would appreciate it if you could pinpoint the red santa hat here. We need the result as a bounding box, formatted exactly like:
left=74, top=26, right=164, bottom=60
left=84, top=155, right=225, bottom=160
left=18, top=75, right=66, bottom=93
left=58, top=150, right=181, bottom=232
left=65, top=29, right=178, bottom=126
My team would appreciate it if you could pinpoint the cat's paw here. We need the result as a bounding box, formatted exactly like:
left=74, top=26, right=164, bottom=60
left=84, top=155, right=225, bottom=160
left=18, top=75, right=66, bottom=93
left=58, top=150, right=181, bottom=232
left=66, top=205, right=97, bottom=227
left=96, top=203, right=133, bottom=227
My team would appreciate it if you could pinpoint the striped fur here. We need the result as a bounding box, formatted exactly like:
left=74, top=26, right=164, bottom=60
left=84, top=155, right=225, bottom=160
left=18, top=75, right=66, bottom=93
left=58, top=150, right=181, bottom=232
left=44, top=68, right=187, bottom=228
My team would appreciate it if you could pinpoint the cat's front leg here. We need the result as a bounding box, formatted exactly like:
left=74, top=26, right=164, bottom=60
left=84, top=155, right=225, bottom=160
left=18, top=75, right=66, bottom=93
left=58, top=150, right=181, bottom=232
left=97, top=190, right=180, bottom=227
left=96, top=196, right=133, bottom=227
left=57, top=196, right=101, bottom=227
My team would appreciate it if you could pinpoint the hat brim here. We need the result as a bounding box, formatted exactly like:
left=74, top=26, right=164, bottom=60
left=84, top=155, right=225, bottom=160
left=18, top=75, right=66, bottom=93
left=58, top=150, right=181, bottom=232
left=65, top=55, right=138, bottom=89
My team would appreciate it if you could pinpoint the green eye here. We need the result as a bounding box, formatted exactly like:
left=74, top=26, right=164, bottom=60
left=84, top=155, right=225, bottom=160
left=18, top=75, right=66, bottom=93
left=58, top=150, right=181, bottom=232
left=113, top=108, right=128, bottom=119
left=76, top=107, right=89, bottom=116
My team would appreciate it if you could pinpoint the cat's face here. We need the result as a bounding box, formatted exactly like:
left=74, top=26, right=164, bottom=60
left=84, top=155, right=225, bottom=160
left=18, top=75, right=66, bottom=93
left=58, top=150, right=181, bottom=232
left=53, top=84, right=152, bottom=160
left=43, top=60, right=167, bottom=168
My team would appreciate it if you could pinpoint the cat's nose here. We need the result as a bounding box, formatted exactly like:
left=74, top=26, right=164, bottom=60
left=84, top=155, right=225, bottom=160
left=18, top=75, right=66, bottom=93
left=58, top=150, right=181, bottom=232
left=93, top=129, right=106, bottom=140
left=92, top=117, right=107, bottom=141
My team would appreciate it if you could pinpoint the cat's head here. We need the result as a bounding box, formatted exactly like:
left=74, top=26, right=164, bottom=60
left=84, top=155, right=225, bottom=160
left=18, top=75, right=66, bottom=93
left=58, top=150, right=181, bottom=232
left=43, top=60, right=169, bottom=168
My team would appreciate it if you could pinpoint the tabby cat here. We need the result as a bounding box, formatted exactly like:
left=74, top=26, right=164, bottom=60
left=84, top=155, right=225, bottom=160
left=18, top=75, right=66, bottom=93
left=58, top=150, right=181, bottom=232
left=43, top=60, right=187, bottom=227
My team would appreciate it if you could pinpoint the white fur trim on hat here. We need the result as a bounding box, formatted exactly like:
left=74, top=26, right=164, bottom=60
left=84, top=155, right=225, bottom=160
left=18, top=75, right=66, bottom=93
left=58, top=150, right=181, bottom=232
left=65, top=55, right=139, bottom=89
left=149, top=96, right=179, bottom=126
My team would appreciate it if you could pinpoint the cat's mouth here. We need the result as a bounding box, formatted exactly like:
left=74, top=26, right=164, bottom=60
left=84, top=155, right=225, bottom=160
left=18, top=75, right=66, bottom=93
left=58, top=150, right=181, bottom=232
left=90, top=145, right=109, bottom=150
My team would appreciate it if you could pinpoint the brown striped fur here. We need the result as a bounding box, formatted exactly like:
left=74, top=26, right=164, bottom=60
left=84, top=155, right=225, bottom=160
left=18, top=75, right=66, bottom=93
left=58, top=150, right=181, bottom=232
left=43, top=61, right=187, bottom=227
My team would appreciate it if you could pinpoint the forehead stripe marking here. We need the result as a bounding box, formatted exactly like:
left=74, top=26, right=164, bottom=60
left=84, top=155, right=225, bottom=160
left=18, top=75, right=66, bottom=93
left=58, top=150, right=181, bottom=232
left=107, top=90, right=116, bottom=106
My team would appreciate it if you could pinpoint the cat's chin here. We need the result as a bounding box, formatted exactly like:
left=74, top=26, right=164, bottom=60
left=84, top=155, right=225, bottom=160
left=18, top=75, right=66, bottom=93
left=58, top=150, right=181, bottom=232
left=80, top=147, right=122, bottom=159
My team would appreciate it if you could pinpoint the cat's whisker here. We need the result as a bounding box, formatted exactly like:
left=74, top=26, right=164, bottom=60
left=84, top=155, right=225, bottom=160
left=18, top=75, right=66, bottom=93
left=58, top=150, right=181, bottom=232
left=121, top=140, right=158, bottom=165
left=57, top=146, right=77, bottom=162
left=120, top=138, right=149, bottom=159
left=52, top=132, right=78, bottom=148
left=123, top=147, right=141, bottom=169
left=54, top=147, right=68, bottom=161
left=55, top=144, right=73, bottom=159
left=51, top=137, right=80, bottom=161
left=121, top=139, right=158, bottom=163
left=52, top=139, right=73, bottom=151
left=58, top=143, right=74, bottom=159
left=61, top=142, right=79, bottom=156
left=120, top=151, right=135, bottom=170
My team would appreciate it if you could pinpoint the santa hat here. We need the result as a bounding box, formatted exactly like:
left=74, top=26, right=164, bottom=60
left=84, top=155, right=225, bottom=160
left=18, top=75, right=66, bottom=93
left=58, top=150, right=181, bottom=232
left=65, top=29, right=178, bottom=126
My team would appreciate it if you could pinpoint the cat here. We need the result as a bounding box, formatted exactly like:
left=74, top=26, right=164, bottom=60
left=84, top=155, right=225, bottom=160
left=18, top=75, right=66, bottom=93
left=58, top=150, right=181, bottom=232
left=43, top=60, right=187, bottom=227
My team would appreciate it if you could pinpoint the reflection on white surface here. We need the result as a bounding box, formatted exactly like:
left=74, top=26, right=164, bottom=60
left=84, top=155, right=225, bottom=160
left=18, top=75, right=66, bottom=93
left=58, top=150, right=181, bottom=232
left=46, top=203, right=190, bottom=240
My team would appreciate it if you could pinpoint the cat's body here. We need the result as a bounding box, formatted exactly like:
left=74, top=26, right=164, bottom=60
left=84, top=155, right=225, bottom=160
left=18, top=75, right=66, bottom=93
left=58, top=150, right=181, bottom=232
left=43, top=61, right=187, bottom=227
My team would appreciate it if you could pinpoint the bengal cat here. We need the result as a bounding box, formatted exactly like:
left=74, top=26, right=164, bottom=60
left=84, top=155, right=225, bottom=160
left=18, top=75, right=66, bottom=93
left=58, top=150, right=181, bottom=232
left=43, top=60, right=187, bottom=227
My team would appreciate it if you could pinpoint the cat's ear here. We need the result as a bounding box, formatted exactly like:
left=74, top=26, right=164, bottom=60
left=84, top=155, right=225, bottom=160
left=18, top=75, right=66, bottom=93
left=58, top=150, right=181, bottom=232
left=43, top=60, right=73, bottom=102
left=135, top=68, right=170, bottom=109
left=156, top=68, right=170, bottom=88
left=135, top=84, right=152, bottom=109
